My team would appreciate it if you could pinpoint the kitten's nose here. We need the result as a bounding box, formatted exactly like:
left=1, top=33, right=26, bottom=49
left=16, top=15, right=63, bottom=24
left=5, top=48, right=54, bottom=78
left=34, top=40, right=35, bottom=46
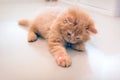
left=69, top=39, right=74, bottom=44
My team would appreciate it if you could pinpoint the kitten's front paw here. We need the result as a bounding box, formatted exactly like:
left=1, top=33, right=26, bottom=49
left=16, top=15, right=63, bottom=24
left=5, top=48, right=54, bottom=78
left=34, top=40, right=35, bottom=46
left=55, top=54, right=72, bottom=67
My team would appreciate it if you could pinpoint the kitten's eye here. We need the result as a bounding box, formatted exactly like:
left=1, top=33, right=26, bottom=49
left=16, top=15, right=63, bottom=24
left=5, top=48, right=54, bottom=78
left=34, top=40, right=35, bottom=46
left=86, top=25, right=89, bottom=30
left=76, top=37, right=80, bottom=40
left=73, top=21, right=77, bottom=26
left=67, top=32, right=71, bottom=37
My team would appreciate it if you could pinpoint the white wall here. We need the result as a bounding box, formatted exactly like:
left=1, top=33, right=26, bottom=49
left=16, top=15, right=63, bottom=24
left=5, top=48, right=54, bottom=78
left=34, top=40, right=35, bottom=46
left=0, top=0, right=43, bottom=3
left=80, top=0, right=115, bottom=11
left=80, top=0, right=120, bottom=16
left=62, top=0, right=120, bottom=17
left=0, top=0, right=120, bottom=16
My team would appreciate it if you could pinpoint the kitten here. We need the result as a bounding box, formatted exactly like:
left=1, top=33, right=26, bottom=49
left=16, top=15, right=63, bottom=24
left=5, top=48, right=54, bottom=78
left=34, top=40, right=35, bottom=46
left=19, top=8, right=97, bottom=67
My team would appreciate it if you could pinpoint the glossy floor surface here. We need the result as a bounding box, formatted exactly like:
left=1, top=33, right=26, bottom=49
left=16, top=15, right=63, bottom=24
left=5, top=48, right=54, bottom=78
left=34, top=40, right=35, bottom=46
left=0, top=1, right=120, bottom=80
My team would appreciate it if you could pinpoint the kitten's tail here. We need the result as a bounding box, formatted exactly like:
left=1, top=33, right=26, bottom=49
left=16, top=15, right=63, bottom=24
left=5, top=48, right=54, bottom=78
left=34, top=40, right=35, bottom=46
left=18, top=19, right=29, bottom=27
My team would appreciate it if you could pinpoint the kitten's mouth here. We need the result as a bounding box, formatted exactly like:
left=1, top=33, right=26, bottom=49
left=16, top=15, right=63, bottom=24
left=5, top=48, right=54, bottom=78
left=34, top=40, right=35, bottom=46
left=65, top=40, right=75, bottom=48
left=65, top=39, right=75, bottom=44
left=67, top=39, right=77, bottom=44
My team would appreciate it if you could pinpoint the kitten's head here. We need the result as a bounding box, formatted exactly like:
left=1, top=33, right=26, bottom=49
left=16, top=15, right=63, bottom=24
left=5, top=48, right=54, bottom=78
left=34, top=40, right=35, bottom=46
left=59, top=8, right=97, bottom=44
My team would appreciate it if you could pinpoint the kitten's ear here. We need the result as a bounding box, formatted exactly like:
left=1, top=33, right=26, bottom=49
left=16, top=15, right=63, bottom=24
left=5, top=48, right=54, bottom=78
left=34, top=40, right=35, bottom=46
left=86, top=24, right=97, bottom=34
left=86, top=19, right=98, bottom=34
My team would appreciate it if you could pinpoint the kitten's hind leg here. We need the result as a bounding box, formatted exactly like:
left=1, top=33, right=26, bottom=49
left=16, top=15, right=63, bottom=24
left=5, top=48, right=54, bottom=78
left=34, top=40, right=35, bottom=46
left=28, top=26, right=38, bottom=42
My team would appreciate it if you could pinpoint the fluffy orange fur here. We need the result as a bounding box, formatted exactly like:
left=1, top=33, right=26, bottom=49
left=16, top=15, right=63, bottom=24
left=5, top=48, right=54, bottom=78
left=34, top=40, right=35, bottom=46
left=19, top=8, right=97, bottom=67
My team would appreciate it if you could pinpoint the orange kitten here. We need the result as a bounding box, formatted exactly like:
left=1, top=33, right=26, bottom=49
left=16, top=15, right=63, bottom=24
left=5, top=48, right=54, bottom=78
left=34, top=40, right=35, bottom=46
left=19, top=8, right=97, bottom=67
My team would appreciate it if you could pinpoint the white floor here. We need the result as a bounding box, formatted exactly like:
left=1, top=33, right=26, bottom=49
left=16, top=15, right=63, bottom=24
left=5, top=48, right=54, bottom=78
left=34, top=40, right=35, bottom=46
left=0, top=1, right=120, bottom=80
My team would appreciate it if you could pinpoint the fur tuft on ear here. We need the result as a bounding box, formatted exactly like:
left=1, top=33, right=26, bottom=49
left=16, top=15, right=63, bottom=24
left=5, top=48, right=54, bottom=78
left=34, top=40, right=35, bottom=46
left=64, top=16, right=73, bottom=23
left=88, top=24, right=97, bottom=34
left=87, top=19, right=97, bottom=34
